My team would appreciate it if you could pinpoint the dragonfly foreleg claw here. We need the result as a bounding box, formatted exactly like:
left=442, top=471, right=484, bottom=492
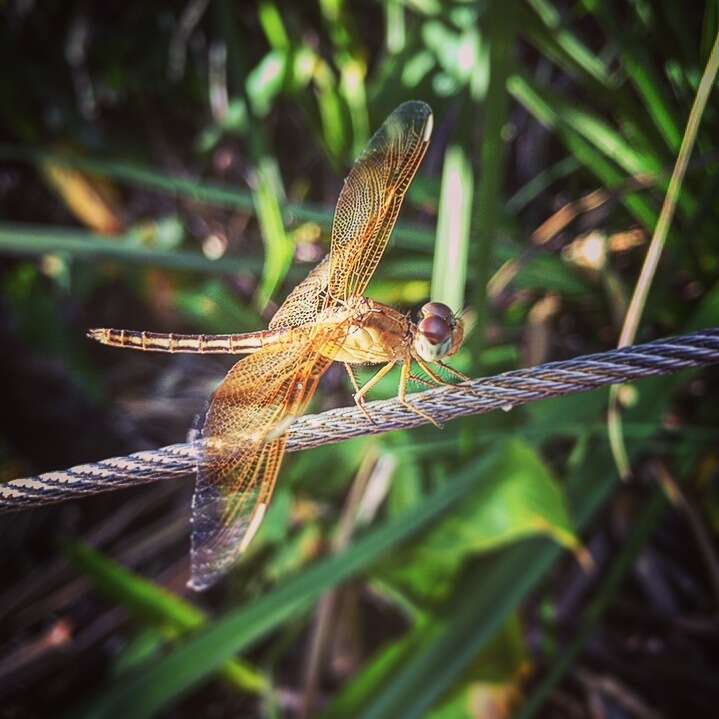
left=399, top=398, right=443, bottom=430
left=352, top=393, right=377, bottom=425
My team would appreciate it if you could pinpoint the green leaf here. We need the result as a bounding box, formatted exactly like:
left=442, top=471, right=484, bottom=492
left=73, top=456, right=492, bottom=719
left=351, top=435, right=622, bottom=719
left=379, top=438, right=582, bottom=606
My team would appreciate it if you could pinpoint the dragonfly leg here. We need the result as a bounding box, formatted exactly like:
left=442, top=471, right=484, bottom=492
left=414, top=357, right=478, bottom=396
left=398, top=359, right=443, bottom=429
left=435, top=360, right=472, bottom=384
left=344, top=363, right=376, bottom=424
left=430, top=359, right=484, bottom=399
left=413, top=356, right=459, bottom=388
left=408, top=372, right=435, bottom=389
left=353, top=360, right=397, bottom=402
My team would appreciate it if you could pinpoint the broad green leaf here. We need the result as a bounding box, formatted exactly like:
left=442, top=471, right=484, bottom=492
left=74, top=455, right=494, bottom=719
left=427, top=616, right=527, bottom=719
left=354, top=436, right=622, bottom=719
left=378, top=438, right=582, bottom=606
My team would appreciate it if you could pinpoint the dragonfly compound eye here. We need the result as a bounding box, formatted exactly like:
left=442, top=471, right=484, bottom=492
left=418, top=316, right=452, bottom=344
left=419, top=301, right=454, bottom=322
left=414, top=316, right=454, bottom=361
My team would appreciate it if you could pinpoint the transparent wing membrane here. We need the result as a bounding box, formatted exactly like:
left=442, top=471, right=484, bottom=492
left=190, top=322, right=348, bottom=589
left=269, top=254, right=331, bottom=330
left=328, top=101, right=433, bottom=301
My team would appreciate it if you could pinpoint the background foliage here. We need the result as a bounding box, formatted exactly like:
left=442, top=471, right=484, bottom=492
left=1, top=1, right=718, bottom=717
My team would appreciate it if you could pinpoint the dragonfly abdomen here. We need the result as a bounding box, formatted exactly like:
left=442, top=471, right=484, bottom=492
left=87, top=328, right=275, bottom=354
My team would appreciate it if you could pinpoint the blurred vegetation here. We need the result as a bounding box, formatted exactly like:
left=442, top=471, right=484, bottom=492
left=1, top=1, right=718, bottom=718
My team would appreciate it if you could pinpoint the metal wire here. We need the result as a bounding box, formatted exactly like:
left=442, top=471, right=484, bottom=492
left=2, top=328, right=718, bottom=513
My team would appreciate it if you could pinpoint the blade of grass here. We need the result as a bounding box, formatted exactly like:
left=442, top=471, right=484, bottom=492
left=510, top=75, right=697, bottom=216
left=0, top=223, right=262, bottom=275
left=353, top=436, right=619, bottom=719
left=64, top=541, right=268, bottom=694
left=385, top=0, right=405, bottom=54
left=515, top=488, right=666, bottom=718
left=431, top=144, right=473, bottom=313
left=0, top=146, right=435, bottom=251
left=251, top=155, right=295, bottom=308
left=72, top=453, right=496, bottom=719
left=506, top=155, right=579, bottom=214
left=472, top=0, right=517, bottom=360
left=522, top=0, right=614, bottom=89
left=623, top=49, right=682, bottom=153
left=508, top=74, right=659, bottom=228
left=608, top=24, right=719, bottom=479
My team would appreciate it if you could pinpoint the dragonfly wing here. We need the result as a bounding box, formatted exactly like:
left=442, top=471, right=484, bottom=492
left=329, top=101, right=433, bottom=301
left=190, top=322, right=346, bottom=589
left=269, top=254, right=331, bottom=330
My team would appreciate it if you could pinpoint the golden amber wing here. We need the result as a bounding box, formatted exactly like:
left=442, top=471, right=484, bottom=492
left=269, top=254, right=331, bottom=330
left=328, top=101, right=433, bottom=302
left=190, top=321, right=347, bottom=590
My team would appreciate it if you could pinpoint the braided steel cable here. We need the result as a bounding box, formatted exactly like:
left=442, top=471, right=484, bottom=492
left=2, top=328, right=718, bottom=513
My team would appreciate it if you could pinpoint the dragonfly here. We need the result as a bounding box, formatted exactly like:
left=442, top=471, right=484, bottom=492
left=89, top=101, right=468, bottom=590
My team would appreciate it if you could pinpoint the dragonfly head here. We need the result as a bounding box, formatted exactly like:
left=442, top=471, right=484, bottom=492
left=413, top=302, right=464, bottom=362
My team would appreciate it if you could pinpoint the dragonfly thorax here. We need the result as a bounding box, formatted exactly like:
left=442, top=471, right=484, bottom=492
left=412, top=302, right=464, bottom=362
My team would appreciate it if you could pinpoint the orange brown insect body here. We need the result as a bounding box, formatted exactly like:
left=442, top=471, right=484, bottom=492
left=89, top=101, right=469, bottom=589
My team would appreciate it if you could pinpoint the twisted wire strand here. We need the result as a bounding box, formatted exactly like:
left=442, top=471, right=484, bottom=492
left=2, top=328, right=718, bottom=513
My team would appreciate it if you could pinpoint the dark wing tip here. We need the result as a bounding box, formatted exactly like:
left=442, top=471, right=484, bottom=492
left=385, top=100, right=433, bottom=145
left=394, top=100, right=432, bottom=118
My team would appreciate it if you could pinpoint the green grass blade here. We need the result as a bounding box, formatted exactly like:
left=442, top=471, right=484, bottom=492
left=357, top=540, right=559, bottom=719
left=0, top=223, right=262, bottom=275
left=73, top=456, right=493, bottom=719
left=355, top=436, right=620, bottom=719
left=623, top=49, right=682, bottom=152
left=385, top=0, right=406, bottom=54
left=64, top=542, right=268, bottom=694
left=431, top=144, right=473, bottom=313
left=471, top=0, right=517, bottom=358
left=0, top=146, right=434, bottom=251
left=258, top=0, right=290, bottom=50
left=522, top=0, right=614, bottom=89
left=515, top=489, right=667, bottom=718
left=251, top=155, right=295, bottom=308
left=508, top=74, right=659, bottom=228
left=506, top=155, right=579, bottom=214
